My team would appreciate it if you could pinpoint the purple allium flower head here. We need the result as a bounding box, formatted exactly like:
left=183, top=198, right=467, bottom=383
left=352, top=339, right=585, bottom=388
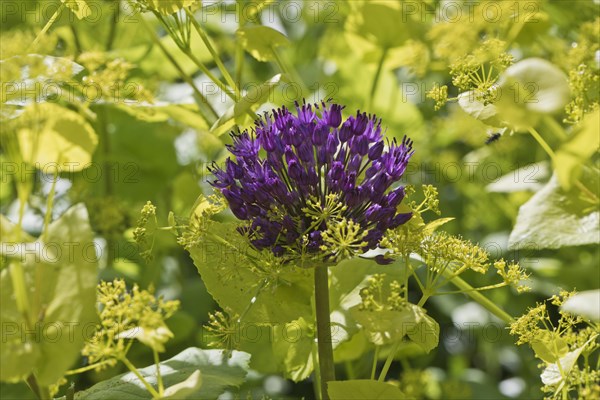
left=209, top=100, right=414, bottom=260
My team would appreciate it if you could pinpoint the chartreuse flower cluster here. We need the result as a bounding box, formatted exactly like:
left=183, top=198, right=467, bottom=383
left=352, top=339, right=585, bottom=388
left=510, top=291, right=599, bottom=399
left=204, top=308, right=240, bottom=353
left=177, top=194, right=226, bottom=250
left=69, top=279, right=179, bottom=399
left=427, top=38, right=514, bottom=109
left=563, top=17, right=600, bottom=124
left=133, top=201, right=159, bottom=262
left=380, top=184, right=530, bottom=299
left=133, top=201, right=188, bottom=263
left=81, top=279, right=179, bottom=370
left=77, top=51, right=154, bottom=103
left=358, top=274, right=407, bottom=312
left=209, top=101, right=414, bottom=263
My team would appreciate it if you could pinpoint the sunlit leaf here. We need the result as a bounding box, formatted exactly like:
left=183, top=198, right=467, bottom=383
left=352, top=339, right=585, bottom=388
left=508, top=171, right=600, bottom=249
left=561, top=290, right=600, bottom=322
left=531, top=330, right=569, bottom=363
left=271, top=317, right=315, bottom=382
left=0, top=204, right=98, bottom=385
left=495, top=58, right=570, bottom=131
left=17, top=103, right=98, bottom=172
left=162, top=370, right=202, bottom=400
left=486, top=162, right=550, bottom=193
left=75, top=348, right=250, bottom=399
left=540, top=335, right=597, bottom=387
left=344, top=2, right=414, bottom=49
left=457, top=91, right=504, bottom=127
left=236, top=26, right=289, bottom=62
left=351, top=303, right=439, bottom=350
left=0, top=55, right=85, bottom=106
left=186, top=221, right=314, bottom=324
left=555, top=110, right=600, bottom=190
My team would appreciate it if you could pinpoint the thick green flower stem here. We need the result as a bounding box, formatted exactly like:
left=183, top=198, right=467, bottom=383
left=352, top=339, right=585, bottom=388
left=447, top=276, right=514, bottom=324
left=314, top=265, right=335, bottom=400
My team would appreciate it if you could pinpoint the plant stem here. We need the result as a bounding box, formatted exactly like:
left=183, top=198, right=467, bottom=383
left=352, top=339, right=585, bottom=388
left=42, top=169, right=58, bottom=240
left=529, top=126, right=597, bottom=201
left=120, top=357, right=160, bottom=398
left=368, top=47, right=389, bottom=109
left=106, top=3, right=119, bottom=51
left=140, top=18, right=217, bottom=122
left=9, top=262, right=31, bottom=326
left=235, top=0, right=246, bottom=87
left=272, top=48, right=308, bottom=95
left=70, top=24, right=82, bottom=55
left=542, top=116, right=568, bottom=141
left=31, top=3, right=64, bottom=48
left=185, top=8, right=241, bottom=99
left=183, top=50, right=238, bottom=100
left=528, top=127, right=556, bottom=161
left=446, top=275, right=514, bottom=324
left=370, top=346, right=380, bottom=380
left=314, top=265, right=335, bottom=400
left=378, top=341, right=401, bottom=382
left=153, top=349, right=164, bottom=396
left=311, top=340, right=322, bottom=399
left=65, top=360, right=113, bottom=375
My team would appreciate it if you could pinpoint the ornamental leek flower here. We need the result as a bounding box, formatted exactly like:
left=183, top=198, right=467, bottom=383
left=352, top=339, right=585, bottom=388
left=209, top=101, right=414, bottom=262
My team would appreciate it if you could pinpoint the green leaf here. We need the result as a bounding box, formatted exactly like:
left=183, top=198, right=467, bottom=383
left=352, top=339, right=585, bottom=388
left=211, top=74, right=285, bottom=134
left=236, top=26, right=290, bottom=62
left=422, top=218, right=455, bottom=236
left=334, top=331, right=369, bottom=363
left=330, top=258, right=408, bottom=313
left=561, top=290, right=600, bottom=322
left=0, top=204, right=98, bottom=385
left=486, top=162, right=551, bottom=193
left=186, top=221, right=314, bottom=324
left=117, top=325, right=174, bottom=353
left=344, top=2, right=413, bottom=49
left=271, top=317, right=315, bottom=382
left=75, top=348, right=250, bottom=400
left=62, top=0, right=92, bottom=19
left=78, top=103, right=181, bottom=201
left=540, top=335, right=597, bottom=388
left=351, top=303, right=439, bottom=350
left=329, top=258, right=409, bottom=347
left=114, top=103, right=208, bottom=132
left=508, top=171, right=600, bottom=249
left=555, top=110, right=600, bottom=190
left=406, top=307, right=440, bottom=353
left=17, top=103, right=98, bottom=172
left=328, top=380, right=405, bottom=400
left=0, top=55, right=85, bottom=106
left=495, top=58, right=570, bottom=131
left=457, top=91, right=504, bottom=127
left=530, top=330, right=569, bottom=363
left=162, top=370, right=202, bottom=400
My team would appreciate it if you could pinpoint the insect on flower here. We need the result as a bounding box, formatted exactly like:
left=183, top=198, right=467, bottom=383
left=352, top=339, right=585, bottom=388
left=209, top=100, right=414, bottom=263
